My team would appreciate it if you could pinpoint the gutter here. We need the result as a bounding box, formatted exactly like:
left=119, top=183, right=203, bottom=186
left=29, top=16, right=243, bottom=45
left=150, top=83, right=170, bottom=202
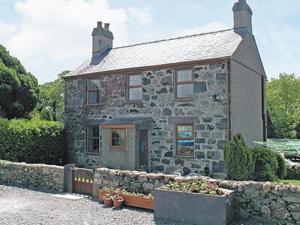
left=64, top=57, right=231, bottom=80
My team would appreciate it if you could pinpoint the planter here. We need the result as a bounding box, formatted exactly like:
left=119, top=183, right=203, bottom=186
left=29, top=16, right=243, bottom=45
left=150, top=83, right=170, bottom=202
left=154, top=188, right=236, bottom=225
left=99, top=190, right=106, bottom=202
left=103, top=196, right=113, bottom=206
left=123, top=194, right=154, bottom=210
left=113, top=199, right=124, bottom=208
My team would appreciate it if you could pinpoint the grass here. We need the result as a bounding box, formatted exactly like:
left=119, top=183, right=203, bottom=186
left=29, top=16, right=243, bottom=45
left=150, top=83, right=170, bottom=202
left=279, top=179, right=300, bottom=186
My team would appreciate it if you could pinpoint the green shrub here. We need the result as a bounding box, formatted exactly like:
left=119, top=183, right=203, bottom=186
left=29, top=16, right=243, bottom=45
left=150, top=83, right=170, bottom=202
left=286, top=165, right=300, bottom=180
left=276, top=153, right=287, bottom=179
left=252, top=147, right=278, bottom=181
left=224, top=134, right=254, bottom=181
left=40, top=108, right=54, bottom=121
left=0, top=118, right=66, bottom=165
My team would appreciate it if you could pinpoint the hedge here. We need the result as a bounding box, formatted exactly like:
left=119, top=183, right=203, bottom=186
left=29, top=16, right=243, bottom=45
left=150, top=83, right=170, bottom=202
left=0, top=118, right=66, bottom=165
left=286, top=165, right=300, bottom=180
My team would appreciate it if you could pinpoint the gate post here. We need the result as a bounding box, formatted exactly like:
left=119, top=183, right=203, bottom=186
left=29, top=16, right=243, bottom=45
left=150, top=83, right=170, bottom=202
left=64, top=164, right=75, bottom=193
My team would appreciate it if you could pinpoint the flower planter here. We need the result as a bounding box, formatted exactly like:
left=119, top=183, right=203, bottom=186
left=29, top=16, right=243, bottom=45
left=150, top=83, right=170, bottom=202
left=99, top=190, right=106, bottom=202
left=123, top=194, right=154, bottom=210
left=154, top=188, right=236, bottom=225
left=103, top=196, right=113, bottom=206
left=112, top=195, right=124, bottom=208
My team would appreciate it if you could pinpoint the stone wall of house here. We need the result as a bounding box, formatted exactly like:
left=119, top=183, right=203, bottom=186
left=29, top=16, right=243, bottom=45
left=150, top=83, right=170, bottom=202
left=65, top=62, right=229, bottom=176
left=94, top=167, right=300, bottom=225
left=0, top=161, right=64, bottom=192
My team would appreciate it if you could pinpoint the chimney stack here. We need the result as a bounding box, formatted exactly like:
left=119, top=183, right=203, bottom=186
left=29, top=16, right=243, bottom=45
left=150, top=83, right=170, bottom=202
left=104, top=23, right=110, bottom=30
left=97, top=21, right=102, bottom=28
left=92, top=21, right=114, bottom=56
left=233, top=0, right=253, bottom=35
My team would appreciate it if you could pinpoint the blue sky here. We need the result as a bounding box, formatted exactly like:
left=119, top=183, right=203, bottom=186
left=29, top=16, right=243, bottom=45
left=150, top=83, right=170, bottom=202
left=0, top=0, right=299, bottom=83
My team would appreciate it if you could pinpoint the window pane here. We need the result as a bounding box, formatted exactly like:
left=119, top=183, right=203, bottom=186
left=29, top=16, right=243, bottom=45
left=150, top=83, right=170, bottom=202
left=92, top=127, right=99, bottom=137
left=89, top=79, right=100, bottom=90
left=111, top=129, right=126, bottom=147
left=88, top=138, right=99, bottom=153
left=87, top=126, right=99, bottom=153
left=177, top=125, right=193, bottom=138
left=176, top=140, right=194, bottom=156
left=177, top=70, right=192, bottom=82
left=89, top=90, right=99, bottom=104
left=129, top=87, right=142, bottom=101
left=177, top=84, right=193, bottom=98
left=129, top=75, right=142, bottom=86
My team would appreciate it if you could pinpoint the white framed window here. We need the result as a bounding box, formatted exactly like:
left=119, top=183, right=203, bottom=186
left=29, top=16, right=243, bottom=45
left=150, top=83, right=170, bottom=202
left=87, top=126, right=99, bottom=154
left=176, top=69, right=193, bottom=99
left=128, top=74, right=142, bottom=102
left=176, top=124, right=194, bottom=157
left=110, top=129, right=126, bottom=150
left=88, top=79, right=100, bottom=104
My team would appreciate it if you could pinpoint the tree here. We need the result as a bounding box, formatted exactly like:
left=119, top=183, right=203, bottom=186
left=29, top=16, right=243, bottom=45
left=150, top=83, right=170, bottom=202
left=0, top=45, right=39, bottom=119
left=267, top=110, right=276, bottom=138
left=35, top=70, right=69, bottom=121
left=267, top=73, right=300, bottom=138
left=224, top=134, right=254, bottom=181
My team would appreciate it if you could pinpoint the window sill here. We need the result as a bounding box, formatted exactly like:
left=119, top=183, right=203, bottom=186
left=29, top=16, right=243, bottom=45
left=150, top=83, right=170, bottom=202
left=86, top=152, right=100, bottom=155
left=109, top=148, right=127, bottom=152
left=175, top=155, right=194, bottom=159
left=85, top=103, right=100, bottom=107
left=127, top=100, right=142, bottom=104
left=175, top=98, right=194, bottom=102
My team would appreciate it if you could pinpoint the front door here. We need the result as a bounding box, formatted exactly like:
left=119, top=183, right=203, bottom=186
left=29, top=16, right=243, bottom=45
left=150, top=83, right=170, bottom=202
left=139, top=130, right=148, bottom=171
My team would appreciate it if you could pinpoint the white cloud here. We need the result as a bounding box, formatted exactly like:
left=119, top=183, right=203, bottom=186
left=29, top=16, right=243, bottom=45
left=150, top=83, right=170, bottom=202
left=0, top=21, right=16, bottom=43
left=2, top=0, right=152, bottom=83
left=175, top=22, right=229, bottom=37
left=127, top=7, right=152, bottom=25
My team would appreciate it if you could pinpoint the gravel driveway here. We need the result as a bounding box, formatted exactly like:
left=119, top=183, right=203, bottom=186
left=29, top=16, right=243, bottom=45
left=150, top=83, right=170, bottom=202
left=0, top=185, right=271, bottom=225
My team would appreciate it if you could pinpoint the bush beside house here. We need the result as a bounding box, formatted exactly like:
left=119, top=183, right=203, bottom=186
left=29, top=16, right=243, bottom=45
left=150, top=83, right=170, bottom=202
left=224, top=134, right=254, bottom=181
left=0, top=118, right=66, bottom=165
left=225, top=134, right=287, bottom=182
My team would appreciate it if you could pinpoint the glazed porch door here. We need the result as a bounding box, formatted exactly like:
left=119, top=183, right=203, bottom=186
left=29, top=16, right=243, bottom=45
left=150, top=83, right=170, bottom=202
left=139, top=130, right=148, bottom=171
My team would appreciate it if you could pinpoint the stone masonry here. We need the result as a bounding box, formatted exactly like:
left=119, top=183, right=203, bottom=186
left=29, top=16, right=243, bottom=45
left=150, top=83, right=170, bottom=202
left=94, top=167, right=300, bottom=225
left=0, top=161, right=64, bottom=192
left=65, top=62, right=229, bottom=176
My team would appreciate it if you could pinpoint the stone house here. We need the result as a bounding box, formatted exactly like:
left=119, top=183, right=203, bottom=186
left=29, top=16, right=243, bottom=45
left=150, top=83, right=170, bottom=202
left=64, top=0, right=266, bottom=177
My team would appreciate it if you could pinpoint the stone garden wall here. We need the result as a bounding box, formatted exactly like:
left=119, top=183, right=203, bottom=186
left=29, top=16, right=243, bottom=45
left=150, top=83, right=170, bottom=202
left=94, top=167, right=300, bottom=225
left=0, top=161, right=64, bottom=192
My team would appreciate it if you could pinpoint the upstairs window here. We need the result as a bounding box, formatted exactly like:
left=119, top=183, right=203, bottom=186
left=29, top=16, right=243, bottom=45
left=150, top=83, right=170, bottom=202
left=110, top=129, right=126, bottom=150
left=176, top=69, right=193, bottom=99
left=128, top=75, right=142, bottom=102
left=87, top=126, right=99, bottom=154
left=88, top=79, right=100, bottom=104
left=176, top=124, right=194, bottom=157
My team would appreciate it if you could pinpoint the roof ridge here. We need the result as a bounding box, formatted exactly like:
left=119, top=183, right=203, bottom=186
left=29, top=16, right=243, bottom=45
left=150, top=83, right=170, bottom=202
left=113, top=28, right=233, bottom=50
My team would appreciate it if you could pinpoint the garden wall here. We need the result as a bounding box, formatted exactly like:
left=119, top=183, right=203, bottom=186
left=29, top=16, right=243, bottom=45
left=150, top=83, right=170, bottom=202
left=94, top=167, right=300, bottom=225
left=0, top=161, right=64, bottom=192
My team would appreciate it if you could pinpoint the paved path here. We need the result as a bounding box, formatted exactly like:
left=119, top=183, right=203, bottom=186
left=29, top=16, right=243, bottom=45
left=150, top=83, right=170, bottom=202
left=0, top=185, right=272, bottom=225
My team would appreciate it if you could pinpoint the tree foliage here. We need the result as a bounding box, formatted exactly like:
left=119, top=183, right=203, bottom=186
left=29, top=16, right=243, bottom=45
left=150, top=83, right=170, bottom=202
left=35, top=70, right=69, bottom=121
left=0, top=45, right=39, bottom=119
left=0, top=118, right=66, bottom=165
left=252, top=147, right=279, bottom=181
left=267, top=73, right=300, bottom=138
left=224, top=134, right=254, bottom=181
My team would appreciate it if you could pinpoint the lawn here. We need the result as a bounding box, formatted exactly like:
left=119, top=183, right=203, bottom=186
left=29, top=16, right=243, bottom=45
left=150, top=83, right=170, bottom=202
left=280, top=179, right=300, bottom=186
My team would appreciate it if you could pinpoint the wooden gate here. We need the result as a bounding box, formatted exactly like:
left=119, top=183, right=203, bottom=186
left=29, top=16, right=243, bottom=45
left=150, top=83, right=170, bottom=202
left=72, top=168, right=93, bottom=195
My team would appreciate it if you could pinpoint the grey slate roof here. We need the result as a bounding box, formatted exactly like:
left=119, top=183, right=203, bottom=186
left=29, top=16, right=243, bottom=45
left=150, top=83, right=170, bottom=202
left=68, top=29, right=242, bottom=77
